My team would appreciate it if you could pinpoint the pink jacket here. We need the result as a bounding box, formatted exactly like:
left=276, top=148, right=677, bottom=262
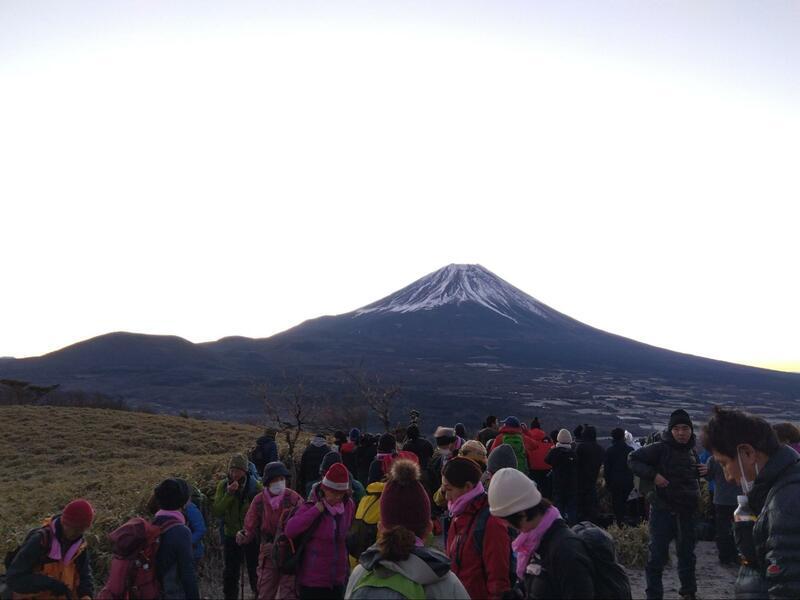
left=284, top=497, right=355, bottom=588
left=241, top=488, right=303, bottom=545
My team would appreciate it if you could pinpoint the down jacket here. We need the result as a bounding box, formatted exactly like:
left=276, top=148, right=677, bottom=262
left=735, top=444, right=800, bottom=599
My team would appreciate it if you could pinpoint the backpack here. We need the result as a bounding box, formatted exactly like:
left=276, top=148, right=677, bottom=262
left=571, top=521, right=632, bottom=600
left=471, top=504, right=517, bottom=588
left=249, top=444, right=266, bottom=468
left=350, top=570, right=425, bottom=599
left=190, top=486, right=210, bottom=527
left=97, top=517, right=182, bottom=600
left=2, top=526, right=52, bottom=600
left=346, top=490, right=381, bottom=559
left=272, top=504, right=321, bottom=575
left=502, top=433, right=529, bottom=473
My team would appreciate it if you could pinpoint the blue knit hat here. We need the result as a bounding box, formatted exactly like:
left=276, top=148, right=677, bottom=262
left=503, top=416, right=521, bottom=428
left=349, top=428, right=361, bottom=442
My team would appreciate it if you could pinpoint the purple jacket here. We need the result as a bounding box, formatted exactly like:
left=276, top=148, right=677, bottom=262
left=284, top=497, right=354, bottom=588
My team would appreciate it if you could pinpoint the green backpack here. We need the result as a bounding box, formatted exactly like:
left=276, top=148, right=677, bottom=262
left=502, top=433, right=529, bottom=473
left=351, top=570, right=425, bottom=599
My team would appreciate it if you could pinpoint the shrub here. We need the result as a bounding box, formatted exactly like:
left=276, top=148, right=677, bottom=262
left=608, top=523, right=650, bottom=568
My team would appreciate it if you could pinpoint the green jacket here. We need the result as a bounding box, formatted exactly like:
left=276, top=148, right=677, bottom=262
left=212, top=474, right=263, bottom=537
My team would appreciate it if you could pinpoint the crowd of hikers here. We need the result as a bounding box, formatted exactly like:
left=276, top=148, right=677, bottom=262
left=3, top=406, right=800, bottom=599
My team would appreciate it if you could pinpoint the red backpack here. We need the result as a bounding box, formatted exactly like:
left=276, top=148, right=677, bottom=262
left=97, top=517, right=182, bottom=600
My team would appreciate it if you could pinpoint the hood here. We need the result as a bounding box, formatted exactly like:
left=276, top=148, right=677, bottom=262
left=340, top=441, right=357, bottom=454
left=256, top=434, right=275, bottom=444
left=581, top=426, right=597, bottom=442
left=528, top=428, right=546, bottom=442
left=359, top=545, right=452, bottom=585
left=749, top=444, right=800, bottom=514
left=311, top=437, right=329, bottom=448
left=365, top=481, right=385, bottom=494
left=498, top=425, right=522, bottom=435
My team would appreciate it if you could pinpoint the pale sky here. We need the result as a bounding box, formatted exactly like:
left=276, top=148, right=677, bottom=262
left=1, top=1, right=798, bottom=372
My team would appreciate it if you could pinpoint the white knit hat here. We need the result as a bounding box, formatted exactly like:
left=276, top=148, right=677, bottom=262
left=487, top=467, right=542, bottom=518
left=557, top=428, right=573, bottom=444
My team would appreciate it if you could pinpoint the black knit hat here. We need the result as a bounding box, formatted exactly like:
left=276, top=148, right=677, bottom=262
left=263, top=461, right=290, bottom=484
left=154, top=478, right=191, bottom=511
left=669, top=409, right=693, bottom=430
left=442, top=456, right=482, bottom=487
left=378, top=433, right=396, bottom=453
left=319, top=451, right=343, bottom=475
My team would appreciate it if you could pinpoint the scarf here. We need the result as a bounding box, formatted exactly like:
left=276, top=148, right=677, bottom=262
left=414, top=536, right=425, bottom=548
left=324, top=499, right=345, bottom=516
left=48, top=519, right=83, bottom=565
left=512, top=506, right=562, bottom=580
left=448, top=483, right=485, bottom=517
left=155, top=509, right=187, bottom=525
left=266, top=488, right=285, bottom=510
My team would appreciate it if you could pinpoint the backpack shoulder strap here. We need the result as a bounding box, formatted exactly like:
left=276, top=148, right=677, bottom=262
left=472, top=504, right=492, bottom=554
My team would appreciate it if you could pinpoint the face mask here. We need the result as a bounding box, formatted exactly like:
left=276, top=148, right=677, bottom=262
left=737, top=447, right=760, bottom=494
left=269, top=481, right=286, bottom=495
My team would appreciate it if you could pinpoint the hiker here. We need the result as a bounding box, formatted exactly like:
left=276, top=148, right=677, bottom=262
left=340, top=428, right=360, bottom=477
left=575, top=424, right=604, bottom=523
left=344, top=458, right=470, bottom=599
left=487, top=416, right=533, bottom=475
left=369, top=433, right=397, bottom=473
left=443, top=456, right=512, bottom=600
left=285, top=463, right=355, bottom=599
left=307, top=450, right=366, bottom=504
left=487, top=468, right=598, bottom=599
left=459, top=439, right=490, bottom=486
left=486, top=443, right=519, bottom=487
left=184, top=493, right=207, bottom=565
left=402, top=424, right=434, bottom=469
left=298, top=433, right=331, bottom=494
left=347, top=451, right=420, bottom=568
left=251, top=428, right=279, bottom=477
left=5, top=498, right=95, bottom=600
left=239, top=461, right=303, bottom=600
left=355, top=433, right=378, bottom=487
left=625, top=430, right=642, bottom=451
left=477, top=415, right=499, bottom=448
left=426, top=426, right=461, bottom=539
left=773, top=422, right=800, bottom=453
left=526, top=422, right=554, bottom=499
left=703, top=406, right=800, bottom=598
left=629, top=409, right=701, bottom=600
left=545, top=429, right=578, bottom=524
left=702, top=454, right=740, bottom=566
left=454, top=422, right=468, bottom=442
left=213, top=453, right=263, bottom=600
left=604, top=427, right=635, bottom=527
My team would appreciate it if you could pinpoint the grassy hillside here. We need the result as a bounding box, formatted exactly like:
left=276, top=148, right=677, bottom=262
left=0, top=406, right=281, bottom=585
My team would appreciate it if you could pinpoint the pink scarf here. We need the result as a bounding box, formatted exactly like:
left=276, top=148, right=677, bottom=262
left=155, top=509, right=186, bottom=525
left=266, top=488, right=285, bottom=510
left=448, top=483, right=485, bottom=517
left=512, top=506, right=562, bottom=580
left=414, top=536, right=425, bottom=547
left=324, top=499, right=345, bottom=516
left=48, top=520, right=83, bottom=565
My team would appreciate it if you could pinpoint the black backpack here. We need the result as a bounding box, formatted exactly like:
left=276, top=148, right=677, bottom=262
left=571, top=521, right=632, bottom=599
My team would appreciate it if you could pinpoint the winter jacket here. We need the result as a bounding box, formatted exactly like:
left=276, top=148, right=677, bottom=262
left=446, top=493, right=512, bottom=600
left=356, top=440, right=378, bottom=487
left=212, top=473, right=263, bottom=537
left=284, top=493, right=355, bottom=589
left=628, top=430, right=700, bottom=513
left=521, top=518, right=595, bottom=599
left=575, top=427, right=604, bottom=494
left=603, top=440, right=634, bottom=491
left=478, top=426, right=499, bottom=449
left=253, top=434, right=279, bottom=473
left=490, top=426, right=535, bottom=471
left=241, top=488, right=303, bottom=545
left=526, top=428, right=554, bottom=472
left=402, top=436, right=434, bottom=470
left=298, top=439, right=331, bottom=493
left=346, top=544, right=470, bottom=599
left=184, top=501, right=207, bottom=562
left=152, top=514, right=199, bottom=600
left=340, top=440, right=358, bottom=476
left=5, top=516, right=94, bottom=600
left=734, top=444, right=800, bottom=599
left=704, top=456, right=739, bottom=506
left=546, top=445, right=578, bottom=499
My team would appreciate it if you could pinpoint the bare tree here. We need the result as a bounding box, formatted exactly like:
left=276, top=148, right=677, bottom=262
left=346, top=369, right=402, bottom=432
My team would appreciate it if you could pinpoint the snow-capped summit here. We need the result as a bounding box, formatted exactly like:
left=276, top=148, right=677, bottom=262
left=355, top=264, right=558, bottom=324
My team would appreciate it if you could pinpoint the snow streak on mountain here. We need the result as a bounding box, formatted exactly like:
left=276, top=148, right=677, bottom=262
left=355, top=264, right=558, bottom=324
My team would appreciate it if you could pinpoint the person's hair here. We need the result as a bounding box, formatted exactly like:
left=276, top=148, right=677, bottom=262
left=611, top=427, right=625, bottom=442
left=702, top=406, right=780, bottom=458
left=505, top=498, right=552, bottom=529
left=442, top=456, right=482, bottom=487
left=378, top=525, right=417, bottom=561
left=530, top=417, right=541, bottom=430
left=485, top=415, right=497, bottom=428
left=773, top=422, right=800, bottom=445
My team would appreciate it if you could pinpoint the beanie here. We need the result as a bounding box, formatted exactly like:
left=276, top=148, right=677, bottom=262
left=557, top=429, right=573, bottom=444
left=487, top=444, right=518, bottom=474
left=442, top=456, right=482, bottom=488
left=349, top=428, right=361, bottom=442
left=263, top=461, right=290, bottom=484
left=61, top=499, right=95, bottom=530
left=321, top=463, right=350, bottom=492
left=378, top=433, right=397, bottom=454
left=503, top=416, right=520, bottom=429
left=229, top=453, right=249, bottom=473
left=455, top=423, right=467, bottom=438
left=154, top=478, right=191, bottom=511
left=488, top=467, right=542, bottom=518
left=669, top=409, right=693, bottom=430
left=380, top=459, right=431, bottom=539
left=319, top=451, right=343, bottom=475
left=406, top=424, right=420, bottom=440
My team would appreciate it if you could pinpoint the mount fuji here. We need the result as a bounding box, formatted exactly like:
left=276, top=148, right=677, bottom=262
left=3, top=264, right=799, bottom=429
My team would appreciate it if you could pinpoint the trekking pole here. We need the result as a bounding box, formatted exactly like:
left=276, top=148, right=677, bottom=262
left=240, top=555, right=245, bottom=600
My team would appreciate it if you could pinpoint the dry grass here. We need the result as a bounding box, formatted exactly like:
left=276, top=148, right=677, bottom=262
left=0, top=405, right=307, bottom=595
left=608, top=523, right=651, bottom=567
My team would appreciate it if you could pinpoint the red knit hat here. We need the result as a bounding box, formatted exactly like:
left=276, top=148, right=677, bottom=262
left=321, top=463, right=350, bottom=492
left=380, top=459, right=431, bottom=539
left=61, top=499, right=95, bottom=530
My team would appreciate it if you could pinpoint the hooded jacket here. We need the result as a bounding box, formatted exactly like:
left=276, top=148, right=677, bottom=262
left=445, top=493, right=512, bottom=600
left=628, top=429, right=700, bottom=513
left=340, top=440, right=359, bottom=476
left=402, top=436, right=434, bottom=470
left=345, top=545, right=470, bottom=599
left=575, top=426, right=604, bottom=493
left=603, top=439, right=634, bottom=491
left=545, top=445, right=578, bottom=500
left=735, top=445, right=800, bottom=599
left=212, top=473, right=263, bottom=536
left=298, top=438, right=331, bottom=493
left=525, top=428, right=554, bottom=472
left=284, top=491, right=355, bottom=589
